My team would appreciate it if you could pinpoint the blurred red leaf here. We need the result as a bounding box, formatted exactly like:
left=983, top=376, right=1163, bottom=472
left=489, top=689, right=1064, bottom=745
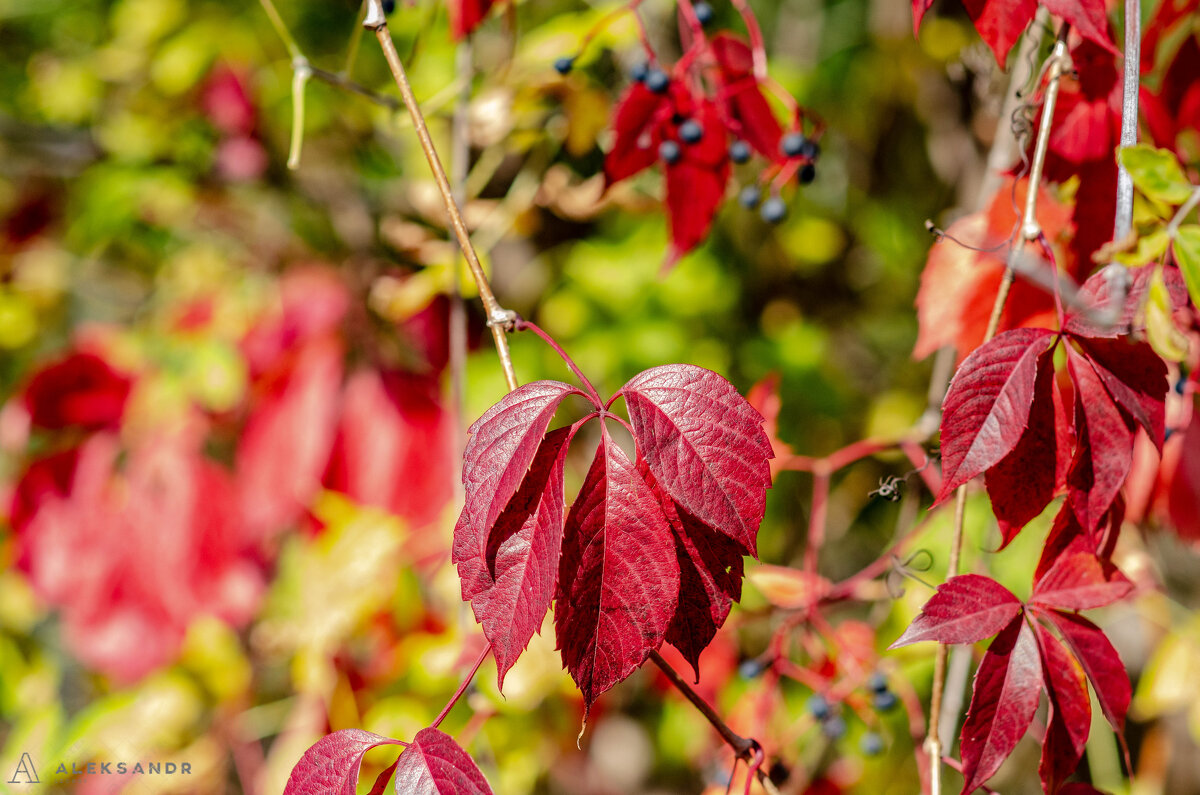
left=1045, top=609, right=1130, bottom=732
left=1030, top=552, right=1133, bottom=610
left=711, top=34, right=784, bottom=160
left=23, top=351, right=132, bottom=431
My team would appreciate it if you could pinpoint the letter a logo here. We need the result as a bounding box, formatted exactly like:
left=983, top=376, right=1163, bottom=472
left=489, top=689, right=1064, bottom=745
left=8, top=753, right=39, bottom=784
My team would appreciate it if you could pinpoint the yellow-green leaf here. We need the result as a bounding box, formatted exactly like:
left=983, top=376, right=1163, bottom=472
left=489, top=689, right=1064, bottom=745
left=1120, top=145, right=1194, bottom=205
left=1145, top=266, right=1190, bottom=362
left=1173, top=224, right=1200, bottom=310
left=1115, top=226, right=1170, bottom=266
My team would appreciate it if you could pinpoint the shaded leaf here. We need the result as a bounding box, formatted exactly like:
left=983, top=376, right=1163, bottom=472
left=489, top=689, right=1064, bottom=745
left=620, top=364, right=772, bottom=556
left=960, top=0, right=1038, bottom=67
left=889, top=574, right=1022, bottom=648
left=1077, top=338, right=1168, bottom=451
left=284, top=729, right=404, bottom=795
left=1171, top=225, right=1200, bottom=316
left=454, top=428, right=573, bottom=689
left=1035, top=623, right=1092, bottom=794
left=604, top=82, right=668, bottom=187
left=1065, top=347, right=1134, bottom=531
left=1045, top=610, right=1131, bottom=732
left=959, top=617, right=1043, bottom=795
left=393, top=727, right=493, bottom=794
left=936, top=328, right=1058, bottom=503
left=555, top=428, right=680, bottom=712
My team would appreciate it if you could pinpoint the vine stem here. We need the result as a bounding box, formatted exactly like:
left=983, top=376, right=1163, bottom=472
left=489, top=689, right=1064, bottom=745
left=515, top=319, right=602, bottom=405
left=924, top=23, right=1072, bottom=795
left=364, top=0, right=519, bottom=391
left=430, top=643, right=492, bottom=730
left=648, top=651, right=781, bottom=795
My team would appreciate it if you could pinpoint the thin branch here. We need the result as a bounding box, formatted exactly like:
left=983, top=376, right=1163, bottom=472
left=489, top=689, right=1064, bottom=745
left=287, top=58, right=311, bottom=170
left=364, top=0, right=519, bottom=391
left=309, top=65, right=401, bottom=111
left=1167, top=185, right=1200, bottom=237
left=430, top=643, right=492, bottom=729
left=648, top=651, right=782, bottom=795
left=257, top=0, right=301, bottom=59
left=1113, top=0, right=1141, bottom=241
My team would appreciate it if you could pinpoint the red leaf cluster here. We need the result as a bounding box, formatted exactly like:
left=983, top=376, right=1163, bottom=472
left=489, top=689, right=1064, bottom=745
left=453, top=363, right=772, bottom=713
left=892, top=552, right=1132, bottom=794
left=603, top=34, right=810, bottom=266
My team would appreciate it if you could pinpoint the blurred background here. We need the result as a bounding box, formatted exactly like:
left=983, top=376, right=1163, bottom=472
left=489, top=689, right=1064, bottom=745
left=1, top=0, right=1197, bottom=792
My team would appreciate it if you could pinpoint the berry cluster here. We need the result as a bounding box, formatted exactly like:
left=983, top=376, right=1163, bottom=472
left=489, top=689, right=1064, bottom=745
left=557, top=9, right=821, bottom=266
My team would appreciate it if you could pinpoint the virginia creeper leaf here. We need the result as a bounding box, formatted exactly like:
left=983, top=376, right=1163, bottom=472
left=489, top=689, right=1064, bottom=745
left=711, top=34, right=784, bottom=160
left=555, top=428, right=680, bottom=713
left=284, top=729, right=404, bottom=795
left=620, top=364, right=772, bottom=556
left=1031, top=553, right=1133, bottom=611
left=1034, top=503, right=1097, bottom=583
left=1172, top=224, right=1200, bottom=312
left=959, top=617, right=1043, bottom=795
left=454, top=427, right=573, bottom=688
left=1065, top=347, right=1133, bottom=532
left=392, top=727, right=493, bottom=794
left=937, top=327, right=1058, bottom=503
left=604, top=82, right=668, bottom=187
left=1045, top=610, right=1130, bottom=732
left=1036, top=623, right=1092, bottom=794
left=1064, top=264, right=1187, bottom=338
left=960, top=0, right=1038, bottom=66
left=983, top=344, right=1060, bottom=546
left=663, top=100, right=731, bottom=265
left=889, top=574, right=1023, bottom=648
left=457, top=380, right=581, bottom=555
left=1077, top=338, right=1168, bottom=450
left=640, top=460, right=745, bottom=679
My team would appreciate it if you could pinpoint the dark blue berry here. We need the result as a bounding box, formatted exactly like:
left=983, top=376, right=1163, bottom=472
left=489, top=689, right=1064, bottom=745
left=739, top=186, right=761, bottom=209
left=729, top=140, right=751, bottom=163
left=801, top=139, right=820, bottom=159
left=631, top=62, right=650, bottom=83
left=867, top=672, right=888, bottom=694
left=659, top=140, right=682, bottom=164
left=1175, top=376, right=1187, bottom=395
left=679, top=119, right=703, bottom=144
left=872, top=690, right=898, bottom=712
left=382, top=0, right=396, bottom=13
left=694, top=1, right=715, bottom=25
left=645, top=68, right=670, bottom=94
left=781, top=132, right=807, bottom=158
left=1165, top=427, right=1176, bottom=442
left=554, top=56, right=575, bottom=75
left=760, top=196, right=787, bottom=224
left=821, top=714, right=847, bottom=740
left=806, top=693, right=831, bottom=720
left=738, top=659, right=765, bottom=679
left=860, top=732, right=885, bottom=756
left=798, top=163, right=816, bottom=184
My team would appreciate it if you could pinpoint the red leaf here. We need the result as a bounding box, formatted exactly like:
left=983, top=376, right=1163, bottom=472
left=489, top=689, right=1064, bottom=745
left=959, top=617, right=1043, bottom=795
left=711, top=34, right=784, bottom=160
left=663, top=100, right=731, bottom=264
left=620, top=364, right=773, bottom=556
left=1034, top=502, right=1098, bottom=582
left=9, top=446, right=80, bottom=535
left=554, top=428, right=680, bottom=712
left=237, top=338, right=342, bottom=539
left=889, top=574, right=1023, bottom=647
left=1044, top=610, right=1130, bottom=732
left=454, top=427, right=572, bottom=688
left=1040, top=0, right=1118, bottom=56
left=457, top=380, right=582, bottom=556
left=913, top=179, right=1069, bottom=361
left=392, top=727, right=493, bottom=794
left=1065, top=347, right=1133, bottom=532
left=1031, top=552, right=1133, bottom=611
left=960, top=0, right=1038, bottom=66
left=911, top=0, right=935, bottom=35
left=1035, top=623, right=1092, bottom=794
left=23, top=351, right=132, bottom=431
left=983, top=344, right=1060, bottom=546
left=604, top=83, right=669, bottom=187
left=450, top=0, right=498, bottom=40
left=1077, top=338, right=1168, bottom=451
left=283, top=729, right=404, bottom=795
left=1167, top=414, right=1200, bottom=542
left=640, top=460, right=745, bottom=679
left=1064, top=264, right=1188, bottom=338
left=936, top=328, right=1058, bottom=503
left=1141, top=34, right=1200, bottom=157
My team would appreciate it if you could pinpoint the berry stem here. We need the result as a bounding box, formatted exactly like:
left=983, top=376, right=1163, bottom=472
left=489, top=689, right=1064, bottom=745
left=364, top=0, right=520, bottom=392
